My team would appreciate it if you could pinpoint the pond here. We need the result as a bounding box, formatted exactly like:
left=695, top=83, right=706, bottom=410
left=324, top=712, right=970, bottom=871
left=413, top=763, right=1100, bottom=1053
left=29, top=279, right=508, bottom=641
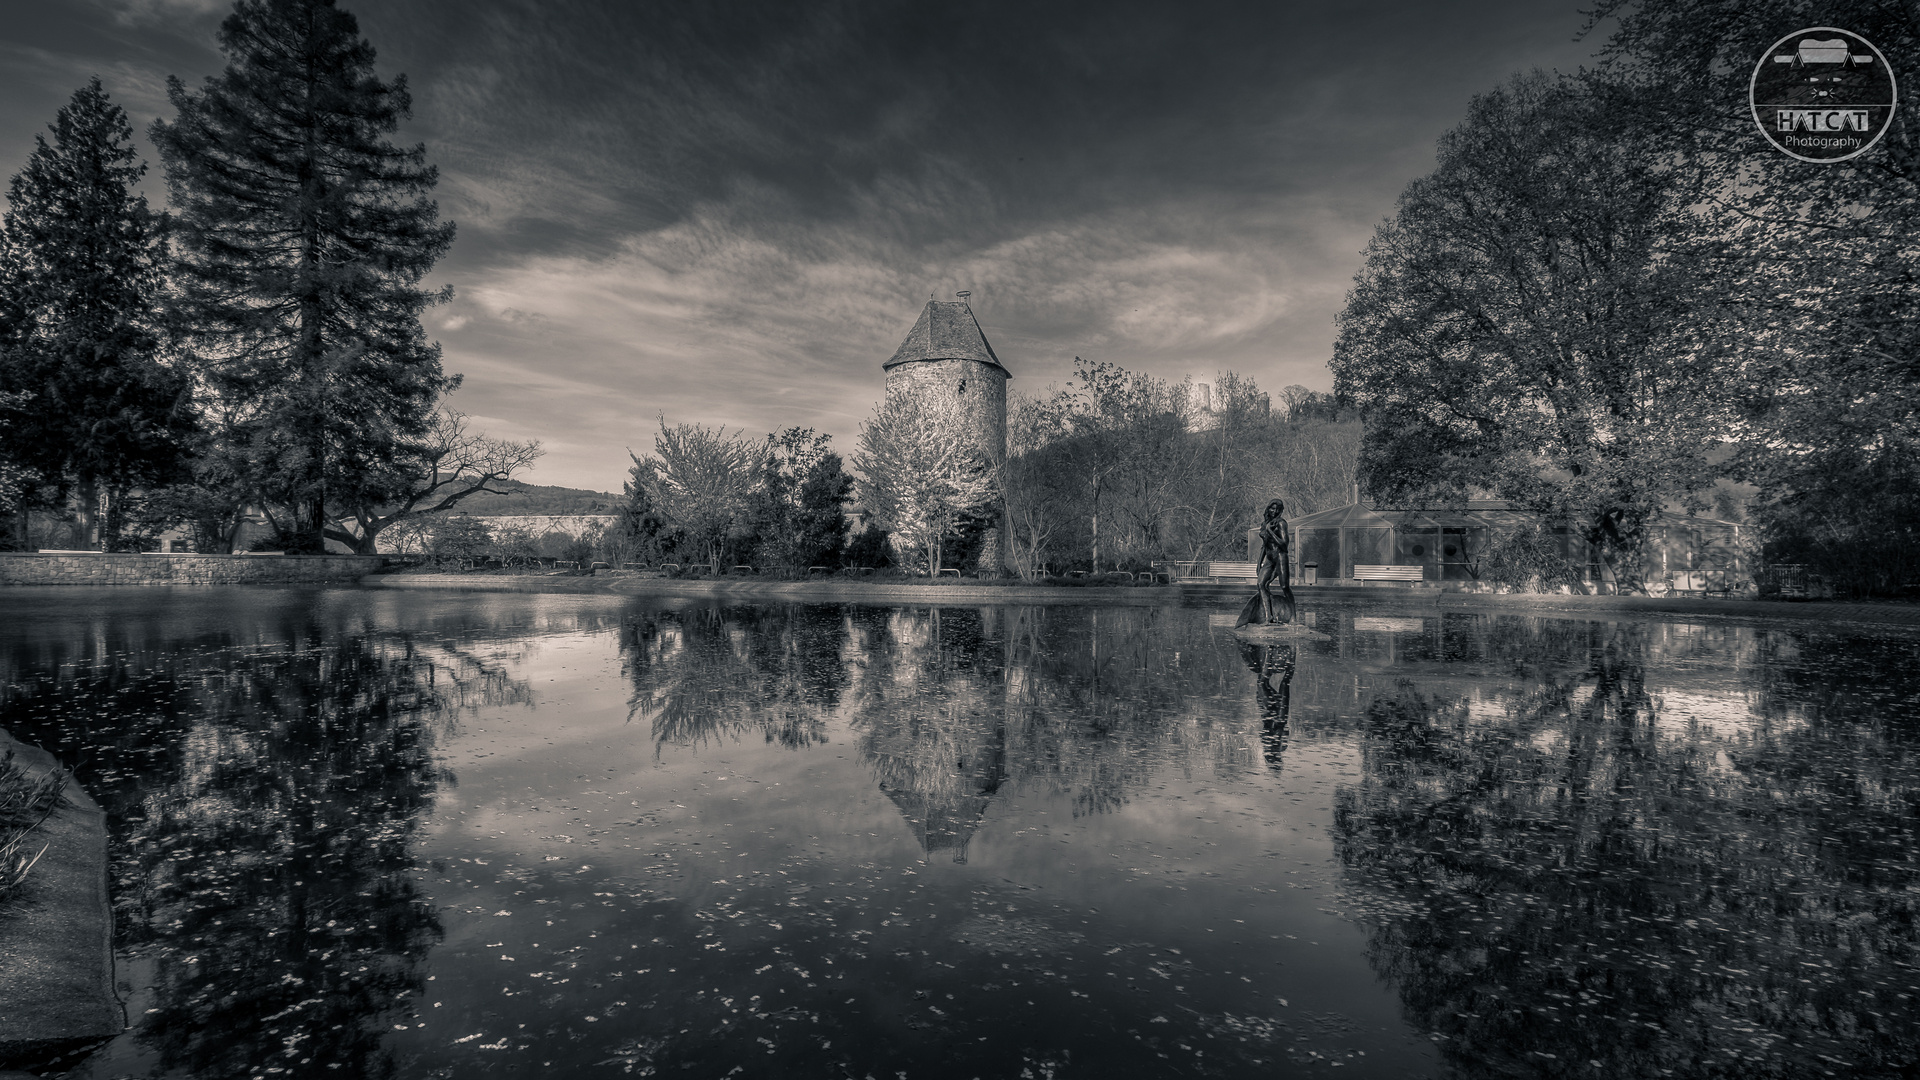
left=1, top=586, right=1917, bottom=1079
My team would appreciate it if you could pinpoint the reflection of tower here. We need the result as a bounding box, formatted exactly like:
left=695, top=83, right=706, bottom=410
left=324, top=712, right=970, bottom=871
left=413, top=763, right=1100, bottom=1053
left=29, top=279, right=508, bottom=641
left=858, top=607, right=1009, bottom=862
left=867, top=707, right=1008, bottom=863
left=883, top=294, right=1011, bottom=569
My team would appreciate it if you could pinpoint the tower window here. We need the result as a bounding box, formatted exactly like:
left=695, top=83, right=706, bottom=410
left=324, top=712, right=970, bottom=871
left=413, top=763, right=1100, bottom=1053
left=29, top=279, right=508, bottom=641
left=957, top=380, right=967, bottom=394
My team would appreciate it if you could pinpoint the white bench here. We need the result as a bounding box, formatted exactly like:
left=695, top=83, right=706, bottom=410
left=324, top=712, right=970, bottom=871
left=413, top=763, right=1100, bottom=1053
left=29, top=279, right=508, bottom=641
left=1207, top=560, right=1257, bottom=581
left=1353, top=564, right=1425, bottom=583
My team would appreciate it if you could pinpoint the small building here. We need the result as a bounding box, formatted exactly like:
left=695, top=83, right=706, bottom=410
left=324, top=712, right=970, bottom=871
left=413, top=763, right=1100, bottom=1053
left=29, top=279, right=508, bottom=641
left=1281, top=500, right=1748, bottom=591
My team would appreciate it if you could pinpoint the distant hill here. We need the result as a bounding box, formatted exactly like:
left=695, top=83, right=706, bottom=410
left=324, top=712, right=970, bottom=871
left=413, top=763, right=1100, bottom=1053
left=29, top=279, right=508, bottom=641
left=450, top=480, right=622, bottom=515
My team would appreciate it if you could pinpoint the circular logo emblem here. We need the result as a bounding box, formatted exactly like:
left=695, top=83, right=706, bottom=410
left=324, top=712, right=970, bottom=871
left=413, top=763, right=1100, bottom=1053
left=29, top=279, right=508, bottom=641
left=1751, top=27, right=1897, bottom=162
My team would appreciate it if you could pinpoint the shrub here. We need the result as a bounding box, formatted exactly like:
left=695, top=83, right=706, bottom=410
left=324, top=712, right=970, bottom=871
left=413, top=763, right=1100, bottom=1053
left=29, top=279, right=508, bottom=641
left=1481, top=525, right=1583, bottom=592
left=0, top=749, right=65, bottom=907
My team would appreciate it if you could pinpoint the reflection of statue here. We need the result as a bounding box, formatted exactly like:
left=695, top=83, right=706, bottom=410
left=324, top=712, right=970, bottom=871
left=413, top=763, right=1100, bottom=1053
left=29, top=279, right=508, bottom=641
left=1236, top=499, right=1295, bottom=627
left=1237, top=640, right=1294, bottom=766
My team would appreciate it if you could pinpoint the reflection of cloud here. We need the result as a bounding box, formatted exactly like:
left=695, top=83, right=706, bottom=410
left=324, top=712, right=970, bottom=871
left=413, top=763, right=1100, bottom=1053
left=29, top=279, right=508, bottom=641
left=1651, top=688, right=1802, bottom=742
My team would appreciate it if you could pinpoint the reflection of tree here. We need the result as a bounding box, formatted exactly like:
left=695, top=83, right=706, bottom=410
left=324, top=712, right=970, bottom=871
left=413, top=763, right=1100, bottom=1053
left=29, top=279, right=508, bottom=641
left=0, top=610, right=536, bottom=1080
left=851, top=606, right=1270, bottom=854
left=621, top=603, right=850, bottom=751
left=1237, top=640, right=1293, bottom=768
left=1332, top=623, right=1920, bottom=1079
left=624, top=603, right=1281, bottom=859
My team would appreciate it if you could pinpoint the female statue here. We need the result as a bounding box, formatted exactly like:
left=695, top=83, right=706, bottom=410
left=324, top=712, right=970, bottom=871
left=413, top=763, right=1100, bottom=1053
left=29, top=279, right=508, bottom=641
left=1236, top=499, right=1295, bottom=627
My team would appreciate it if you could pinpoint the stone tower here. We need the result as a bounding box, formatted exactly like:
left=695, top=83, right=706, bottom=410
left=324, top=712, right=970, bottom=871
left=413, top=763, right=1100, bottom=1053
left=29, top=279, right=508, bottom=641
left=883, top=296, right=1011, bottom=571
left=883, top=298, right=1010, bottom=465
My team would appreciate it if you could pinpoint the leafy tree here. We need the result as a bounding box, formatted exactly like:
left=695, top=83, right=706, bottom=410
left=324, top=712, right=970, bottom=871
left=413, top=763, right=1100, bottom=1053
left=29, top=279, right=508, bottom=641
left=1331, top=72, right=1719, bottom=592
left=0, top=78, right=193, bottom=549
left=633, top=419, right=762, bottom=570
left=749, top=427, right=853, bottom=570
left=324, top=409, right=541, bottom=554
left=424, top=514, right=490, bottom=568
left=486, top=521, right=541, bottom=570
left=0, top=390, right=33, bottom=531
left=842, top=525, right=891, bottom=570
left=852, top=390, right=994, bottom=576
left=1588, top=1, right=1920, bottom=594
left=606, top=466, right=677, bottom=567
left=151, top=0, right=456, bottom=553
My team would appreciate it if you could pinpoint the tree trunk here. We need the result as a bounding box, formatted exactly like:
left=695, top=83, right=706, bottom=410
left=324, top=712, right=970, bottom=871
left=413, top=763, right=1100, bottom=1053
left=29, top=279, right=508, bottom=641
left=1088, top=471, right=1106, bottom=575
left=77, top=478, right=100, bottom=550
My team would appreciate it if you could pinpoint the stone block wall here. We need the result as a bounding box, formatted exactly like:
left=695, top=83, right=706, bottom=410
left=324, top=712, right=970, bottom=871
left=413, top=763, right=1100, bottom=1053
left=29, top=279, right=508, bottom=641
left=0, top=552, right=385, bottom=586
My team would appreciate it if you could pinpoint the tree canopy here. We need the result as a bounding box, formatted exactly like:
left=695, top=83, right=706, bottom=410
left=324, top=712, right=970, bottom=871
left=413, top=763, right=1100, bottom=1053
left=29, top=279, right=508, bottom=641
left=1332, top=71, right=1721, bottom=589
left=1587, top=0, right=1920, bottom=592
left=151, top=0, right=456, bottom=552
left=0, top=78, right=192, bottom=549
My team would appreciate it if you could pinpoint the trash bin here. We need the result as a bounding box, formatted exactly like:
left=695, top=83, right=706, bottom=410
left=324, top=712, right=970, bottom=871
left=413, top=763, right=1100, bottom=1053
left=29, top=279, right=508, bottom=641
left=1302, top=562, right=1318, bottom=586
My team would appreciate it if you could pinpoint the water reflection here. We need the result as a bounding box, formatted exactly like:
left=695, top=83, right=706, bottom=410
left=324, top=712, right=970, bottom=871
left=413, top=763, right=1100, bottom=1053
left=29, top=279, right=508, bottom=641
left=1236, top=641, right=1294, bottom=768
left=1328, top=619, right=1920, bottom=1079
left=621, top=603, right=848, bottom=751
left=0, top=590, right=545, bottom=1079
left=630, top=605, right=1275, bottom=855
left=1, top=590, right=1916, bottom=1078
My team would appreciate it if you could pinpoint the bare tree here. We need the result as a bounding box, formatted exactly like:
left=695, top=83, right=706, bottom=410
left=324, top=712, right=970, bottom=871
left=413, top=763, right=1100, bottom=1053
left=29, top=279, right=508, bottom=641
left=325, top=409, right=542, bottom=554
left=1001, top=393, right=1065, bottom=578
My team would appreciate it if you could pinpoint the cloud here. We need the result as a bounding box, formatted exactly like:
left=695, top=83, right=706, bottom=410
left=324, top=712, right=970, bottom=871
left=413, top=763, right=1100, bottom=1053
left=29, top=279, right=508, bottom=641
left=0, top=0, right=1613, bottom=494
left=98, top=0, right=226, bottom=27
left=437, top=189, right=1353, bottom=491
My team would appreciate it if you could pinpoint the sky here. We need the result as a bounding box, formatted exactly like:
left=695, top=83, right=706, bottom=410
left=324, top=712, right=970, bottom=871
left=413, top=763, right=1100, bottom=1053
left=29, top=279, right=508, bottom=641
left=0, top=0, right=1612, bottom=493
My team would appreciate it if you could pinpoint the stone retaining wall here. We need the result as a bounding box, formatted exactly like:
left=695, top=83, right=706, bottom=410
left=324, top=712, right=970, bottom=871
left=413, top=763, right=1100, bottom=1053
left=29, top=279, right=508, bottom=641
left=0, top=552, right=384, bottom=586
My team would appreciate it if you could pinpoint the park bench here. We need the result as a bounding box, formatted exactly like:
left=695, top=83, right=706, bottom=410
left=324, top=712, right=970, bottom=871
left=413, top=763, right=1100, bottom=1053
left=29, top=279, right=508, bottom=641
left=730, top=565, right=756, bottom=574
left=936, top=568, right=961, bottom=577
left=1353, top=564, right=1426, bottom=584
left=807, top=566, right=833, bottom=576
left=1207, top=560, right=1256, bottom=581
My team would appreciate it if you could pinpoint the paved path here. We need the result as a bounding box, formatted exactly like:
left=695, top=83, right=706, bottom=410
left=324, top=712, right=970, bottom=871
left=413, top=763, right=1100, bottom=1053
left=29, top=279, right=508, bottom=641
left=368, top=574, right=1920, bottom=629
left=1187, top=582, right=1920, bottom=628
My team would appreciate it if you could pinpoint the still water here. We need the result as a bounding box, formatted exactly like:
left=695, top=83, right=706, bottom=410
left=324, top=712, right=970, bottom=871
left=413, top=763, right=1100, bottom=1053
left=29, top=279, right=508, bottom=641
left=1, top=587, right=1916, bottom=1079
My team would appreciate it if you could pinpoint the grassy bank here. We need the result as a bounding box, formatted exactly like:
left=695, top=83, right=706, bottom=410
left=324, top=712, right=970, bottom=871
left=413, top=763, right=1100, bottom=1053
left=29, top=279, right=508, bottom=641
left=0, top=749, right=65, bottom=908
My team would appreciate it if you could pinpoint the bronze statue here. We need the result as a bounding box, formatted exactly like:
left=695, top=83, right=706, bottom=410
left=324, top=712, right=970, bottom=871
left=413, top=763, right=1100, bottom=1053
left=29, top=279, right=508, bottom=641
left=1236, top=499, right=1295, bottom=627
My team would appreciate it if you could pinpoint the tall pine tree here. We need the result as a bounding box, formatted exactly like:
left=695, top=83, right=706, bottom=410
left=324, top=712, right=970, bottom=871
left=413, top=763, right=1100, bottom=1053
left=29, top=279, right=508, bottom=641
left=152, top=0, right=455, bottom=552
left=0, top=78, right=192, bottom=549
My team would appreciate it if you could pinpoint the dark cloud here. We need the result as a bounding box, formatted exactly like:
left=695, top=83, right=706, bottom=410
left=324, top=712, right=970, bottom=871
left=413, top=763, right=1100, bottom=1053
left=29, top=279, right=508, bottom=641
left=0, top=0, right=1608, bottom=489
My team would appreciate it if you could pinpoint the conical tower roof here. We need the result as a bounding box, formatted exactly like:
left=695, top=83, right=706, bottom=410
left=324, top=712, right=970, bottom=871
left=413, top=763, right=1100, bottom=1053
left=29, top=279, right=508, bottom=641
left=884, top=300, right=1009, bottom=376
